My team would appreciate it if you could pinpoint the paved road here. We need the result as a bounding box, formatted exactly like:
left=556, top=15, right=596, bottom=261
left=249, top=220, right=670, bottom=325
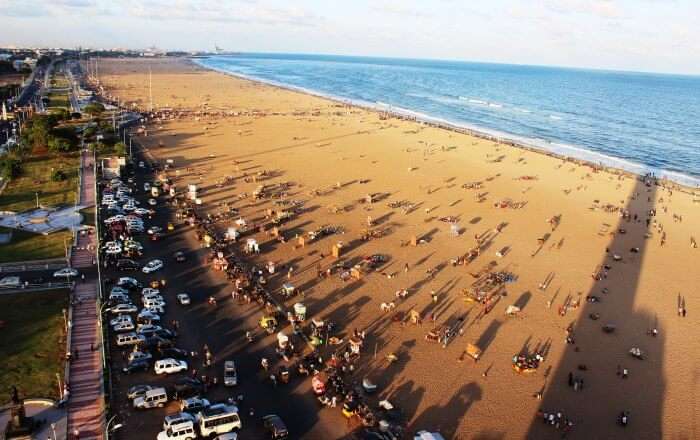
left=105, top=155, right=349, bottom=439
left=66, top=149, right=103, bottom=440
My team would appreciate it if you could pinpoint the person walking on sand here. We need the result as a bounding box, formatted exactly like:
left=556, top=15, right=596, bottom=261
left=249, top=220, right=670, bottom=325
left=404, top=263, right=409, bottom=273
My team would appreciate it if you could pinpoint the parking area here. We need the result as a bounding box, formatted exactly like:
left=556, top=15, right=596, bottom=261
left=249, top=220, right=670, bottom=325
left=101, top=156, right=350, bottom=439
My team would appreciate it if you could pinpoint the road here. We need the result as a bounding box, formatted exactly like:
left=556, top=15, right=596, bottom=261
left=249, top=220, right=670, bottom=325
left=104, top=155, right=349, bottom=439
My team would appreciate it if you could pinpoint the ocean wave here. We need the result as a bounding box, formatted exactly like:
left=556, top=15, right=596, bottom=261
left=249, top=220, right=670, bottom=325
left=196, top=57, right=700, bottom=188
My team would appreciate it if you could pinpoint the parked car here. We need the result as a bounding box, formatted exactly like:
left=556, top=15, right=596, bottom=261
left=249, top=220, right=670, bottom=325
left=142, top=259, right=164, bottom=274
left=110, top=315, right=133, bottom=327
left=155, top=359, right=188, bottom=375
left=156, top=420, right=196, bottom=440
left=117, top=259, right=140, bottom=271
left=117, top=277, right=142, bottom=290
left=127, top=384, right=155, bottom=400
left=112, top=321, right=135, bottom=332
left=224, top=360, right=237, bottom=386
left=179, top=396, right=210, bottom=413
left=172, top=378, right=204, bottom=399
left=53, top=268, right=79, bottom=278
left=133, top=387, right=168, bottom=409
left=123, top=359, right=151, bottom=374
left=109, top=303, right=138, bottom=314
left=177, top=293, right=191, bottom=305
left=158, top=347, right=188, bottom=360
left=262, top=415, right=289, bottom=439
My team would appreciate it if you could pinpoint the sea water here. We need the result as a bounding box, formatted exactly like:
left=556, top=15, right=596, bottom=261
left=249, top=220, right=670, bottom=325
left=197, top=53, right=700, bottom=187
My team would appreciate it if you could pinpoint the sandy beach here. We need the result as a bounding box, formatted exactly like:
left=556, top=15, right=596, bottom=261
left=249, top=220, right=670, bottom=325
left=96, top=57, right=699, bottom=439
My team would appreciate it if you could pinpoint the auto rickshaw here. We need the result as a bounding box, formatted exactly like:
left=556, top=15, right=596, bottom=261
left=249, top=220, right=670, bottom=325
left=259, top=315, right=278, bottom=334
left=342, top=401, right=359, bottom=418
left=167, top=222, right=175, bottom=231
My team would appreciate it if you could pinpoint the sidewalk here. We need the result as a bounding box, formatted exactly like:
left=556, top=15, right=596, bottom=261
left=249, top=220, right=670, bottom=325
left=66, top=150, right=104, bottom=440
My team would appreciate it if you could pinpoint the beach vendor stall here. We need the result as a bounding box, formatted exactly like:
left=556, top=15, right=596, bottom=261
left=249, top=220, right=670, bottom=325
left=245, top=238, right=260, bottom=254
left=293, top=302, right=306, bottom=321
left=281, top=283, right=296, bottom=299
left=212, top=251, right=228, bottom=271
left=277, top=332, right=289, bottom=349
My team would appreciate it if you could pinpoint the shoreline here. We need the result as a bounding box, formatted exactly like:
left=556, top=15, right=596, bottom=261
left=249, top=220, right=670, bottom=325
left=189, top=57, right=700, bottom=194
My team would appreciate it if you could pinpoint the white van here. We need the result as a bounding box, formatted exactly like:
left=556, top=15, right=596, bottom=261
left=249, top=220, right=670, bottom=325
left=224, top=361, right=237, bottom=386
left=133, top=387, right=168, bottom=409
left=157, top=421, right=197, bottom=440
left=163, top=412, right=195, bottom=430
left=197, top=404, right=241, bottom=437
left=116, top=332, right=146, bottom=346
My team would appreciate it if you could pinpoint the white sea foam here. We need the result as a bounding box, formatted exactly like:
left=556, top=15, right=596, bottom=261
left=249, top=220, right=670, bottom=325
left=195, top=58, right=700, bottom=188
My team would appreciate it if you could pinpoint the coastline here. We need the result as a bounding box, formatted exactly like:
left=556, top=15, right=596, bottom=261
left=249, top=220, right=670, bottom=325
left=190, top=57, right=700, bottom=193
left=97, top=56, right=700, bottom=439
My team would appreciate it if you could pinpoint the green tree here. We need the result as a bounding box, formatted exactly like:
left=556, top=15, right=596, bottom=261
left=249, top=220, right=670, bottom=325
left=114, top=142, right=127, bottom=156
left=48, top=136, right=72, bottom=153
left=83, top=102, right=105, bottom=117
left=0, top=156, right=23, bottom=179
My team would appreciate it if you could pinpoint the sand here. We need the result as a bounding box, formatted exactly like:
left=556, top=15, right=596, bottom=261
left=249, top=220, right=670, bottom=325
left=96, top=57, right=699, bottom=439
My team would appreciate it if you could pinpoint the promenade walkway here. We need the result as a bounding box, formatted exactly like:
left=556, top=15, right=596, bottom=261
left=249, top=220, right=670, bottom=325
left=66, top=150, right=104, bottom=440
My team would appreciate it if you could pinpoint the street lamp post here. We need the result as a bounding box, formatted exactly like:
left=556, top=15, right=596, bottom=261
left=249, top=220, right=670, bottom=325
left=106, top=414, right=123, bottom=439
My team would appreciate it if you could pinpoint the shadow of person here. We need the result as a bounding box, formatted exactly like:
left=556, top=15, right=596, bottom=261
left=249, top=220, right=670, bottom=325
left=412, top=382, right=483, bottom=438
left=528, top=175, right=664, bottom=439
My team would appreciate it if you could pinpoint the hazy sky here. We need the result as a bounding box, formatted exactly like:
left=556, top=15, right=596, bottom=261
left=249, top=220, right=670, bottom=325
left=1, top=0, right=698, bottom=74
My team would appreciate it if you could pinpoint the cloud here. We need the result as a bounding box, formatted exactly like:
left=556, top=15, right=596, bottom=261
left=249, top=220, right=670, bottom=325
left=0, top=0, right=322, bottom=27
left=544, top=0, right=622, bottom=19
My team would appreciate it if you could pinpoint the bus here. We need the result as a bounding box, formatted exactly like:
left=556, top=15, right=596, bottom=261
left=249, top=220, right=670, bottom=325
left=197, top=403, right=241, bottom=436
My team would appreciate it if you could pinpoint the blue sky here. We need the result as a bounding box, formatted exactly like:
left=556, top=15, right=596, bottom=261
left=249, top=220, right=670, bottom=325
left=0, top=0, right=698, bottom=74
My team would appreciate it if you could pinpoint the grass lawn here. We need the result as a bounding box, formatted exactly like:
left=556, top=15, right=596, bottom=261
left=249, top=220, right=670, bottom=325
left=0, top=153, right=79, bottom=212
left=0, top=226, right=71, bottom=263
left=0, top=289, right=69, bottom=402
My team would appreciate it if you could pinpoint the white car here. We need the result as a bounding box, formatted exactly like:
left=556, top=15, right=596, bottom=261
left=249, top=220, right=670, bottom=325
left=147, top=226, right=163, bottom=235
left=141, top=288, right=160, bottom=296
left=144, top=183, right=151, bottom=191
left=109, top=291, right=130, bottom=302
left=154, top=358, right=188, bottom=375
left=137, top=310, right=161, bottom=322
left=104, top=215, right=126, bottom=224
left=142, top=293, right=164, bottom=302
left=111, top=286, right=130, bottom=296
left=110, top=315, right=133, bottom=326
left=128, top=351, right=153, bottom=363
left=143, top=298, right=166, bottom=309
left=105, top=242, right=122, bottom=255
left=123, top=203, right=136, bottom=212
left=113, top=321, right=135, bottom=332
left=53, top=268, right=79, bottom=278
left=137, top=324, right=162, bottom=333
left=109, top=303, right=138, bottom=314
left=142, top=259, right=164, bottom=274
left=134, top=208, right=152, bottom=216
left=143, top=305, right=165, bottom=314
left=148, top=198, right=158, bottom=206
left=177, top=294, right=191, bottom=305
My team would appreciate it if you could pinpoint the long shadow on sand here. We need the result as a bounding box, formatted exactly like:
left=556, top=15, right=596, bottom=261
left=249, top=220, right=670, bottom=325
left=527, top=176, right=664, bottom=439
